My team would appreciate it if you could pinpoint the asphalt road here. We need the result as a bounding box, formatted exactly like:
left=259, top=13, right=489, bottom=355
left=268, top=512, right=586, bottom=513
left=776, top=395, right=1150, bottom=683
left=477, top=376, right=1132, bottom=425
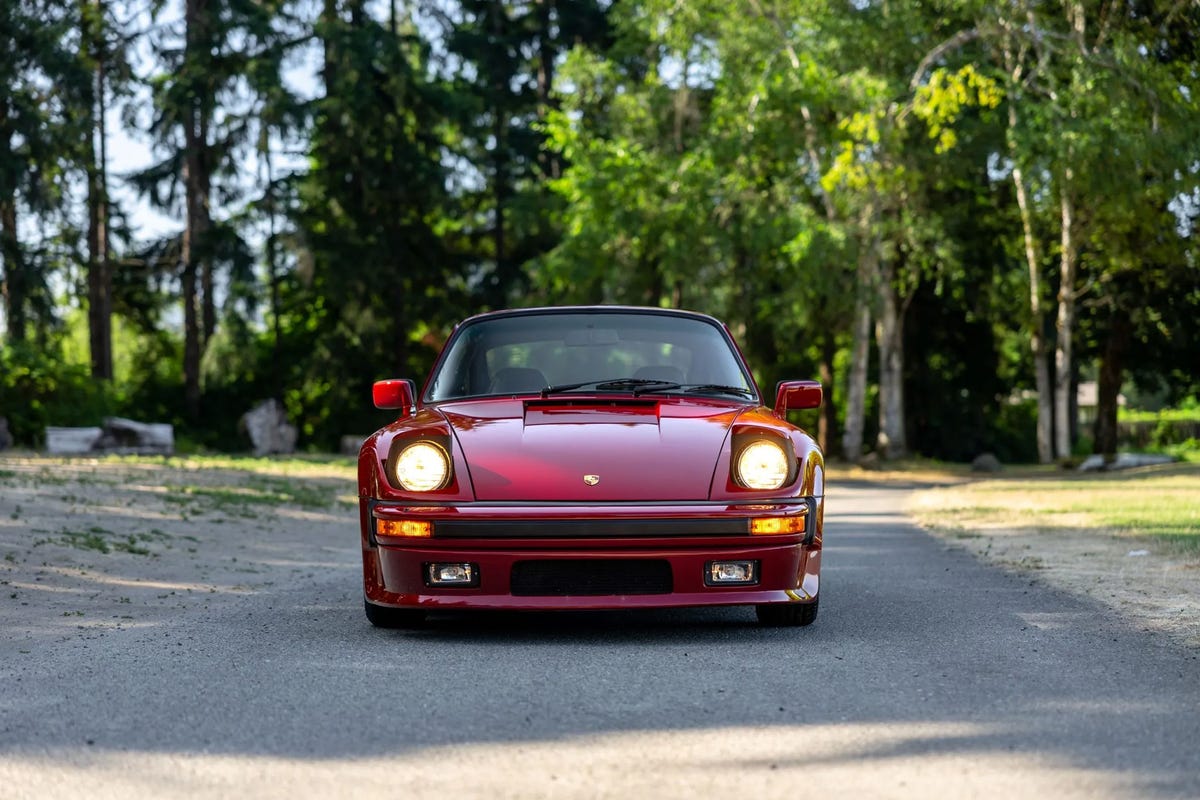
left=3, top=482, right=1199, bottom=798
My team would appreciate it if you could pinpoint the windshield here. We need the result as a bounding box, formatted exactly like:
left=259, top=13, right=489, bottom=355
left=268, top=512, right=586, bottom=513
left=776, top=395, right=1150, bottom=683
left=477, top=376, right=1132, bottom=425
left=425, top=311, right=757, bottom=402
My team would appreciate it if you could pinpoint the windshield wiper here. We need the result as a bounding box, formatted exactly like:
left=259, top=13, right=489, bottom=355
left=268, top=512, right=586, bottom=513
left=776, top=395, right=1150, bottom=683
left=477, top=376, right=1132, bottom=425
left=541, top=378, right=678, bottom=397
left=679, top=384, right=756, bottom=399
left=540, top=379, right=753, bottom=400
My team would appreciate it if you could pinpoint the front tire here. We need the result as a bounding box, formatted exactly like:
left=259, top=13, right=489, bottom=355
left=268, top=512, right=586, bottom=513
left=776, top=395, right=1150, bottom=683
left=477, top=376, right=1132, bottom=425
left=364, top=599, right=426, bottom=628
left=756, top=597, right=818, bottom=627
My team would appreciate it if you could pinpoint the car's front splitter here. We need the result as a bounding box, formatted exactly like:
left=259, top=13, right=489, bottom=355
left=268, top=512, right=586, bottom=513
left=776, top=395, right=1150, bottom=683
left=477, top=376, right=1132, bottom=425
left=362, top=541, right=820, bottom=611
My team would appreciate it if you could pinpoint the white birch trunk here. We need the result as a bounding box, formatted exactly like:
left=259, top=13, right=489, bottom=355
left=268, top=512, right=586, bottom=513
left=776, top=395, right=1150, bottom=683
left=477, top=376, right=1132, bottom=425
left=841, top=295, right=871, bottom=462
left=841, top=219, right=877, bottom=462
left=1054, top=174, right=1077, bottom=460
left=1002, top=30, right=1055, bottom=463
left=874, top=258, right=906, bottom=459
left=1012, top=166, right=1054, bottom=464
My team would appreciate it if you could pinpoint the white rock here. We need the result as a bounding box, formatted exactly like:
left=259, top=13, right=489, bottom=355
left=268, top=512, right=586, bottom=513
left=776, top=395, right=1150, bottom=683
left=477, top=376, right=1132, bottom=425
left=241, top=400, right=297, bottom=456
left=46, top=419, right=174, bottom=456
left=1078, top=453, right=1175, bottom=472
left=46, top=427, right=103, bottom=455
left=96, top=417, right=174, bottom=455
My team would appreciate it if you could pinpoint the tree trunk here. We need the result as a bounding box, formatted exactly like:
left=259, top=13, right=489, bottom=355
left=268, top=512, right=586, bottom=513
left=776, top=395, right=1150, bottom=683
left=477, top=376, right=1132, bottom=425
left=842, top=220, right=876, bottom=462
left=264, top=134, right=281, bottom=375
left=0, top=98, right=25, bottom=345
left=1094, top=308, right=1130, bottom=458
left=190, top=0, right=214, bottom=349
left=535, top=0, right=559, bottom=180
left=322, top=0, right=339, bottom=87
left=1054, top=173, right=1077, bottom=460
left=85, top=0, right=113, bottom=380
left=817, top=329, right=838, bottom=457
left=180, top=246, right=201, bottom=418
left=490, top=4, right=509, bottom=305
left=1003, top=31, right=1055, bottom=465
left=182, top=0, right=213, bottom=418
left=1011, top=165, right=1053, bottom=464
left=201, top=228, right=215, bottom=345
left=0, top=198, right=24, bottom=345
left=874, top=259, right=907, bottom=459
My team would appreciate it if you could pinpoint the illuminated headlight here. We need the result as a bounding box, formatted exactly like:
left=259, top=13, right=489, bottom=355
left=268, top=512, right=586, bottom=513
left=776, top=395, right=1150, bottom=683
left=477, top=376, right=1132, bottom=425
left=394, top=442, right=451, bottom=492
left=734, top=440, right=789, bottom=490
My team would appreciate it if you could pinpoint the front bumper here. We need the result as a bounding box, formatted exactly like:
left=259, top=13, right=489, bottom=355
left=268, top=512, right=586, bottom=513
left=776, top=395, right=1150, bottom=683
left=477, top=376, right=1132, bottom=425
left=360, top=499, right=822, bottom=611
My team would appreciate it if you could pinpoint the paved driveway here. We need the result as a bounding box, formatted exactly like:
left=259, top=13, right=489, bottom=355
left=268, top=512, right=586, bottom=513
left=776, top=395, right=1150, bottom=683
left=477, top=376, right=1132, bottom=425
left=2, top=481, right=1198, bottom=798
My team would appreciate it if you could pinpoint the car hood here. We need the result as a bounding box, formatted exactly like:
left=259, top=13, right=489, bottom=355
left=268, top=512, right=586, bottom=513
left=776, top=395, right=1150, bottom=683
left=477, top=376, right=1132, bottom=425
left=440, top=399, right=744, bottom=501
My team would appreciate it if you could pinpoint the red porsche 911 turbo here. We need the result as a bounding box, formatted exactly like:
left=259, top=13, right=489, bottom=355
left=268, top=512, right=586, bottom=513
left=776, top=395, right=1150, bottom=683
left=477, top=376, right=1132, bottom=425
left=358, top=306, right=825, bottom=627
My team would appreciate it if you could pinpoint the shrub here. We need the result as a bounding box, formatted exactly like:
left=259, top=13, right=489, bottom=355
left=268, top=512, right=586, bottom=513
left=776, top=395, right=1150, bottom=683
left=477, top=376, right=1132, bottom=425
left=0, top=343, right=117, bottom=446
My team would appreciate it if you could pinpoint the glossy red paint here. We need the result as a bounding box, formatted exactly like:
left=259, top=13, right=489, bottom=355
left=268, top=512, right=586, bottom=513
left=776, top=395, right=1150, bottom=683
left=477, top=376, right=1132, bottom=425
left=372, top=379, right=414, bottom=412
left=358, top=306, right=825, bottom=627
left=774, top=380, right=823, bottom=416
left=443, top=399, right=738, bottom=501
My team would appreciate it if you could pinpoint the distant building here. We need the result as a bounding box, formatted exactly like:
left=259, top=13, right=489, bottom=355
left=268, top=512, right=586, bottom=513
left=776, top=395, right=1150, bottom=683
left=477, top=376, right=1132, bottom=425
left=1077, top=381, right=1125, bottom=426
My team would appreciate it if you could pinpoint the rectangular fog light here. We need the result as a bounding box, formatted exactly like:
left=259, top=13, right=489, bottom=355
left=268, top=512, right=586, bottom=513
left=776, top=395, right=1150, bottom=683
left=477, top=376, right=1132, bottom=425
left=426, top=563, right=479, bottom=587
left=705, top=560, right=759, bottom=586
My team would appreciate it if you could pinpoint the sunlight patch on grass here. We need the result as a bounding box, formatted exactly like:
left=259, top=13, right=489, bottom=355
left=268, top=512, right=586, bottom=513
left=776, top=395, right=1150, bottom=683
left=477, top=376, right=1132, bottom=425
left=164, top=478, right=335, bottom=510
left=908, top=465, right=1200, bottom=551
left=99, top=453, right=356, bottom=481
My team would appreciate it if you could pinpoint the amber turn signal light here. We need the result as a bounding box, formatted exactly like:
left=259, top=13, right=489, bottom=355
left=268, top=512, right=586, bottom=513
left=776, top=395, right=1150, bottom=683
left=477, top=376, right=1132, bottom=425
left=376, top=518, right=433, bottom=538
left=750, top=516, right=806, bottom=535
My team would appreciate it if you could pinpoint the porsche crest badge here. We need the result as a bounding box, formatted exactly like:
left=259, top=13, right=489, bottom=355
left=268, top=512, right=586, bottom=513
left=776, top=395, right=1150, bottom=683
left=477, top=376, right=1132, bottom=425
left=583, top=474, right=600, bottom=486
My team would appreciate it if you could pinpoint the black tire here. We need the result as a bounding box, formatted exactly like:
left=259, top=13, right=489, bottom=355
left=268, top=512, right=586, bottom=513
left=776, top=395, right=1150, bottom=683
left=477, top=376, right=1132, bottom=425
left=364, top=599, right=426, bottom=629
left=756, top=597, right=818, bottom=627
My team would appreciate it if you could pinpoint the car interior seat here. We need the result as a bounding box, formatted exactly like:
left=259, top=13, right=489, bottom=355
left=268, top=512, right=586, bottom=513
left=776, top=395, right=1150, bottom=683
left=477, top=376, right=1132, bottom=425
left=488, top=367, right=549, bottom=394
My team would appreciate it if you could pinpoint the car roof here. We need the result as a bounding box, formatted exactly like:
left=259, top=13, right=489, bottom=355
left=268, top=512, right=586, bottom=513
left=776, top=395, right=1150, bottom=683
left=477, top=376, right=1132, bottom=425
left=456, top=306, right=727, bottom=327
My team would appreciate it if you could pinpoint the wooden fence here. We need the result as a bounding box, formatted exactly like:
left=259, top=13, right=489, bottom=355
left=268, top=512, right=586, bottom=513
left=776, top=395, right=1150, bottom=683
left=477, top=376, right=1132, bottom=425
left=1117, top=419, right=1200, bottom=448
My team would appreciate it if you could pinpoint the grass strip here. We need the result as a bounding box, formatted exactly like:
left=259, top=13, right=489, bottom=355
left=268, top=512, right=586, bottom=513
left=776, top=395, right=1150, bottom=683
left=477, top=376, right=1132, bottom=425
left=908, top=464, right=1200, bottom=552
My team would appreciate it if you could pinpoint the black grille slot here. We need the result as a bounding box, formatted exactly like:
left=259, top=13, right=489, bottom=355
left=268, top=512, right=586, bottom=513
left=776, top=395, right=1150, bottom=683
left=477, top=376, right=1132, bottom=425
left=510, top=559, right=673, bottom=596
left=437, top=518, right=749, bottom=538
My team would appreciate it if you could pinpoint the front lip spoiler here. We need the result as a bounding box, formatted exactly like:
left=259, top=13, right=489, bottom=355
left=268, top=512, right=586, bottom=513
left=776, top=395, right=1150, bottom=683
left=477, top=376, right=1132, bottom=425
left=368, top=496, right=819, bottom=546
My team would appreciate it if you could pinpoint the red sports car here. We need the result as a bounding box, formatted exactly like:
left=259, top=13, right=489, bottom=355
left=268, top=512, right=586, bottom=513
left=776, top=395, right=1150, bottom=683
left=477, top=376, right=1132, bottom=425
left=358, top=306, right=825, bottom=627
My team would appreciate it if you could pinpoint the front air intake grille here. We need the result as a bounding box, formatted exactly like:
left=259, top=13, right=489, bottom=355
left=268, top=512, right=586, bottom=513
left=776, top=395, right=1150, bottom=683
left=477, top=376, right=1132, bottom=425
left=510, top=559, right=673, bottom=596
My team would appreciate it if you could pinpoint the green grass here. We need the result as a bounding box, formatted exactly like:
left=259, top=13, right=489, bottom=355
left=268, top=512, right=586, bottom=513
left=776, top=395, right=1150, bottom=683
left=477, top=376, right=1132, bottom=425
left=164, top=477, right=335, bottom=509
left=57, top=528, right=114, bottom=554
left=94, top=454, right=354, bottom=510
left=100, top=453, right=356, bottom=478
left=47, top=526, right=172, bottom=556
left=908, top=464, right=1200, bottom=552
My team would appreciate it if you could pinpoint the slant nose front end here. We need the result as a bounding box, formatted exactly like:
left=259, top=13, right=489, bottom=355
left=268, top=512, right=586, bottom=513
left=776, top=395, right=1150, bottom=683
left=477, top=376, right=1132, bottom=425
left=361, top=499, right=822, bottom=612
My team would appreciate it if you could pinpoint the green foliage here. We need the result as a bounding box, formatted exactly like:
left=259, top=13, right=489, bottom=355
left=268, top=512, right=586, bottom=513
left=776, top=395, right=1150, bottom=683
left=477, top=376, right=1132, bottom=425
left=0, top=0, right=93, bottom=346
left=1, top=0, right=1198, bottom=464
left=1120, top=398, right=1200, bottom=423
left=1158, top=440, right=1200, bottom=464
left=286, top=3, right=467, bottom=449
left=911, top=65, right=1002, bottom=153
left=0, top=343, right=117, bottom=446
left=442, top=1, right=609, bottom=307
